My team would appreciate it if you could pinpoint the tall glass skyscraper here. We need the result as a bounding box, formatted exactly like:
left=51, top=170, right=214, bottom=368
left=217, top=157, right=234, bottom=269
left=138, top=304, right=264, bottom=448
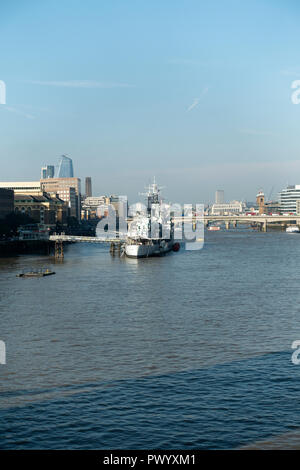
left=85, top=177, right=92, bottom=198
left=55, top=155, right=74, bottom=178
left=215, top=190, right=224, bottom=204
left=41, top=165, right=55, bottom=179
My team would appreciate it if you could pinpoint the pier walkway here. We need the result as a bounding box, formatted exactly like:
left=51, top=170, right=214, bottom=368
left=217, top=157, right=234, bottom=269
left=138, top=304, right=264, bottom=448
left=49, top=234, right=126, bottom=243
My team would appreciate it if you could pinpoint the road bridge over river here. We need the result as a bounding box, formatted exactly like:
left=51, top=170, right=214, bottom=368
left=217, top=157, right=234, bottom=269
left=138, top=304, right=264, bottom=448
left=173, top=215, right=300, bottom=231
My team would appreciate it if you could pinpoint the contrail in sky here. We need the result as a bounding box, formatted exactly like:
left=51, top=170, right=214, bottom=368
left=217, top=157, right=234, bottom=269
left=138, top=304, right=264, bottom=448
left=186, top=87, right=209, bottom=112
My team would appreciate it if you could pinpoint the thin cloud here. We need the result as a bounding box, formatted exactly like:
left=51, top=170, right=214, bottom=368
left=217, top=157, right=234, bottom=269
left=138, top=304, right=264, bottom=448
left=168, top=59, right=220, bottom=67
left=280, top=67, right=300, bottom=77
left=26, top=80, right=133, bottom=89
left=186, top=87, right=209, bottom=112
left=239, top=128, right=276, bottom=137
left=3, top=106, right=35, bottom=119
left=168, top=58, right=204, bottom=66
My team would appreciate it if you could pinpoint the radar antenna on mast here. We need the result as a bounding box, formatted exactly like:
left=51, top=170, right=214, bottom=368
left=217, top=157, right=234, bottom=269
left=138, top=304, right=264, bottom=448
left=139, top=177, right=165, bottom=215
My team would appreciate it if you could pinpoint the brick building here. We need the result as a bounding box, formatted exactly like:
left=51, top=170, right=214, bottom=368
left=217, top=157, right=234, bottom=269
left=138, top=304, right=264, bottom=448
left=14, top=193, right=68, bottom=227
left=41, top=177, right=81, bottom=220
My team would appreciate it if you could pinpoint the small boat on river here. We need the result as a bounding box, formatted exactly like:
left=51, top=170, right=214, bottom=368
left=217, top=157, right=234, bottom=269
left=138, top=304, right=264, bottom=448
left=17, top=268, right=55, bottom=278
left=286, top=226, right=300, bottom=233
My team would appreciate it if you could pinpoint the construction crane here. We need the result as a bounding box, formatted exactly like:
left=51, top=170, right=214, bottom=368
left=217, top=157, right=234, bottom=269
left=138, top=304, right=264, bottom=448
left=267, top=186, right=274, bottom=202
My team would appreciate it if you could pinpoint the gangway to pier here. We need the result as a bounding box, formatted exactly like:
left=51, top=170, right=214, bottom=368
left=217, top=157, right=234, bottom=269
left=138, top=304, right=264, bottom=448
left=49, top=234, right=127, bottom=243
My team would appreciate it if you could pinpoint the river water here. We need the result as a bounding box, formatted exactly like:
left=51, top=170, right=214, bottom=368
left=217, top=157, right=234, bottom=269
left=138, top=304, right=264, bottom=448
left=1, top=228, right=300, bottom=449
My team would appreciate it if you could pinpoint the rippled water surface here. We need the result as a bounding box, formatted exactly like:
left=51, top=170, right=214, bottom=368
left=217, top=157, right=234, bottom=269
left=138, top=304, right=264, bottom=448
left=1, top=229, right=300, bottom=449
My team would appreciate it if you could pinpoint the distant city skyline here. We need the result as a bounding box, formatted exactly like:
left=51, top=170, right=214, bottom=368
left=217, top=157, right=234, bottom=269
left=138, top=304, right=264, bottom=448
left=2, top=152, right=297, bottom=205
left=1, top=1, right=300, bottom=203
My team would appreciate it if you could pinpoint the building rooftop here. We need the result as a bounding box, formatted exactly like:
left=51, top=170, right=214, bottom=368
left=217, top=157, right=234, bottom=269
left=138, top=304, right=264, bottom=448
left=0, top=181, right=41, bottom=189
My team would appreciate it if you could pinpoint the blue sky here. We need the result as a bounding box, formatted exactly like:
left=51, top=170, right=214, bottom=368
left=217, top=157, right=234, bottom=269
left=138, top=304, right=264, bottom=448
left=1, top=0, right=300, bottom=203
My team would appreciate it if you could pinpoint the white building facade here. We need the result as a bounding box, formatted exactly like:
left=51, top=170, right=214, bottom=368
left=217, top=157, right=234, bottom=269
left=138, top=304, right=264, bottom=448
left=211, top=201, right=244, bottom=215
left=279, top=185, right=300, bottom=214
